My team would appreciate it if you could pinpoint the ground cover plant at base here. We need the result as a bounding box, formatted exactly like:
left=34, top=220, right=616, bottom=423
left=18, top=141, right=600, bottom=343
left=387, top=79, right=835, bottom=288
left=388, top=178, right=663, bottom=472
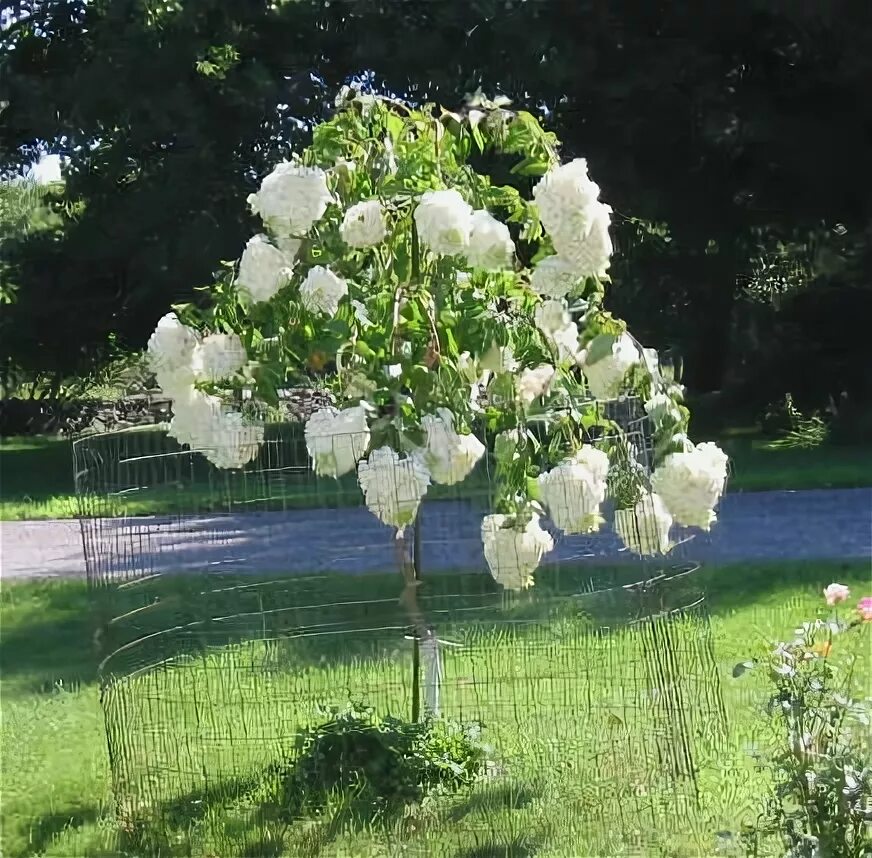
left=2, top=561, right=870, bottom=857
left=276, top=704, right=489, bottom=820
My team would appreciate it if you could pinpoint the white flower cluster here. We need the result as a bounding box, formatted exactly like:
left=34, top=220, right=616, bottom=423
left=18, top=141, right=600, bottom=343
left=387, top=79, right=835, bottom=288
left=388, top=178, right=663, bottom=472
left=614, top=491, right=673, bottom=556
left=304, top=405, right=371, bottom=478
left=300, top=266, right=348, bottom=317
left=147, top=103, right=729, bottom=581
left=357, top=447, right=431, bottom=530
left=481, top=513, right=554, bottom=591
left=535, top=299, right=582, bottom=364
left=148, top=314, right=246, bottom=392
left=530, top=255, right=581, bottom=300
left=414, top=190, right=515, bottom=270
left=644, top=392, right=682, bottom=430
left=167, top=388, right=263, bottom=470
left=237, top=235, right=295, bottom=304
left=147, top=314, right=260, bottom=469
left=530, top=158, right=613, bottom=292
left=147, top=313, right=199, bottom=396
left=467, top=209, right=514, bottom=271
left=581, top=333, right=639, bottom=400
left=414, top=189, right=473, bottom=256
left=537, top=447, right=610, bottom=535
left=191, top=333, right=247, bottom=383
left=651, top=441, right=728, bottom=530
left=419, top=408, right=486, bottom=485
left=340, top=200, right=387, bottom=248
left=518, top=364, right=555, bottom=406
left=241, top=165, right=348, bottom=314
left=247, top=163, right=334, bottom=236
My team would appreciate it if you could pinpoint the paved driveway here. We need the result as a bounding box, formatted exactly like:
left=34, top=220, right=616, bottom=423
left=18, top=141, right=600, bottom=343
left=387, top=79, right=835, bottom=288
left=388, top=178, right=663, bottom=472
left=2, top=488, right=870, bottom=580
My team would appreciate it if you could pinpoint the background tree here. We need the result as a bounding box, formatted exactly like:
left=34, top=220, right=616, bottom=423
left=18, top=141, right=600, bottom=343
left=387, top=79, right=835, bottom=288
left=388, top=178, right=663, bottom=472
left=2, top=0, right=870, bottom=412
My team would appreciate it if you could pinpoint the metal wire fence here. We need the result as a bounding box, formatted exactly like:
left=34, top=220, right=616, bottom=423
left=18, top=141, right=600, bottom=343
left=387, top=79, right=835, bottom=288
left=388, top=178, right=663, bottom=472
left=73, top=403, right=728, bottom=856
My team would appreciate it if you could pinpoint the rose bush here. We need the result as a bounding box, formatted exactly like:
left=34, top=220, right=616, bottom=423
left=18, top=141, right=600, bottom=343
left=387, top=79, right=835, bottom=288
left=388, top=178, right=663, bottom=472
left=146, top=89, right=727, bottom=588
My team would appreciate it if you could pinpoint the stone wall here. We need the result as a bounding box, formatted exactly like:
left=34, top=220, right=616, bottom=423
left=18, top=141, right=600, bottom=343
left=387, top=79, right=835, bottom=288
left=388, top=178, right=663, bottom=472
left=0, top=388, right=333, bottom=437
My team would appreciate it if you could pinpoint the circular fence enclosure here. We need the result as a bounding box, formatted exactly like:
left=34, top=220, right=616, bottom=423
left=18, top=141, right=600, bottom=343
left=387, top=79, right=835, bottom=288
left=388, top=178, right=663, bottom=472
left=74, top=405, right=728, bottom=857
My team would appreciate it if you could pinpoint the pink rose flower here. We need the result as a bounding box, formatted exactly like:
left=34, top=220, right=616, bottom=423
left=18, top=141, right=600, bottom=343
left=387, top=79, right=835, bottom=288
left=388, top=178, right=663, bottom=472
left=857, top=596, right=872, bottom=622
left=823, top=583, right=850, bottom=606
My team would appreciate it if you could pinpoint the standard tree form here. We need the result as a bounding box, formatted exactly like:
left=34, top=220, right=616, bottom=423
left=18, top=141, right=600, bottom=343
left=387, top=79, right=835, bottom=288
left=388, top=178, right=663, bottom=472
left=146, top=89, right=728, bottom=587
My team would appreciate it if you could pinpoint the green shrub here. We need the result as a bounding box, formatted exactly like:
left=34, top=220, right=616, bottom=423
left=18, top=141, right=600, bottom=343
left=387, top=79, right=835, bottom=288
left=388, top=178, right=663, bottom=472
left=735, top=599, right=872, bottom=857
left=277, top=704, right=490, bottom=820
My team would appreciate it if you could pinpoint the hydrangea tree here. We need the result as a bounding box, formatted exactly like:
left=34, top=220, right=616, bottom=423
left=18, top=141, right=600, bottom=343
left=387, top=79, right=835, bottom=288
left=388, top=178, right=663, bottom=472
left=147, top=88, right=729, bottom=592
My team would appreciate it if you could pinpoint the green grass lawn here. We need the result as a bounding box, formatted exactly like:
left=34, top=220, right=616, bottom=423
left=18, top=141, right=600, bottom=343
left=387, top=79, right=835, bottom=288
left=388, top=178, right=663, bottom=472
left=1, top=425, right=871, bottom=522
left=2, top=560, right=869, bottom=857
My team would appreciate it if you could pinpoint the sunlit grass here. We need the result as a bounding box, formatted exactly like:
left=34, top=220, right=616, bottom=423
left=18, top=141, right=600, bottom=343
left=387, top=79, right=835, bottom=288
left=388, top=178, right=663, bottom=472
left=2, top=560, right=869, bottom=856
left=2, top=427, right=871, bottom=521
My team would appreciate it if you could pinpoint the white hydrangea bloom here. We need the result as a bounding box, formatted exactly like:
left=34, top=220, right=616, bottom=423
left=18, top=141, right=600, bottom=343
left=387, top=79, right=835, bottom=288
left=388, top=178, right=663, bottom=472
left=538, top=447, right=610, bottom=534
left=304, top=405, right=370, bottom=478
left=614, top=492, right=673, bottom=556
left=644, top=392, right=682, bottom=429
left=651, top=442, right=728, bottom=530
left=299, top=266, right=348, bottom=317
left=549, top=322, right=583, bottom=365
left=535, top=299, right=581, bottom=364
left=247, top=163, right=334, bottom=235
left=147, top=313, right=198, bottom=374
left=413, top=189, right=473, bottom=256
left=530, top=255, right=581, bottom=299
left=466, top=209, right=514, bottom=270
left=155, top=365, right=197, bottom=398
left=167, top=388, right=225, bottom=448
left=533, top=158, right=601, bottom=245
left=482, top=513, right=554, bottom=591
left=534, top=299, right=570, bottom=335
left=556, top=201, right=613, bottom=279
left=518, top=364, right=555, bottom=407
left=237, top=235, right=293, bottom=303
left=671, top=432, right=695, bottom=453
left=191, top=333, right=247, bottom=383
left=420, top=408, right=485, bottom=485
left=274, top=235, right=302, bottom=260
left=340, top=200, right=387, bottom=248
left=201, top=411, right=264, bottom=470
left=581, top=333, right=639, bottom=400
left=357, top=447, right=430, bottom=530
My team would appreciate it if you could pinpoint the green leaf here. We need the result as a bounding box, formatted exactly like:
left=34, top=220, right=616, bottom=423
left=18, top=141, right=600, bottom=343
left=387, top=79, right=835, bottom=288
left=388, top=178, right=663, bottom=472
left=525, top=477, right=541, bottom=501
left=585, top=333, right=617, bottom=366
left=471, top=125, right=486, bottom=154
left=510, top=157, right=549, bottom=177
left=732, top=661, right=755, bottom=678
left=385, top=112, right=405, bottom=142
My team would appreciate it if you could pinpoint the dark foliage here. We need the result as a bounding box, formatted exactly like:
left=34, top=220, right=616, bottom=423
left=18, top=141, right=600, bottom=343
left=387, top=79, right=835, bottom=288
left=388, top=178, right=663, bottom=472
left=2, top=0, right=871, bottom=411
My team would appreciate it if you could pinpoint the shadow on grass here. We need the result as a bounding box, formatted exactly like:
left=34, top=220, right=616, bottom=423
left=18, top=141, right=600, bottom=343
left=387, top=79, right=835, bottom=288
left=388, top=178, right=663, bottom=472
left=1, top=560, right=867, bottom=692
left=14, top=805, right=103, bottom=858
left=454, top=836, right=541, bottom=858
left=0, top=579, right=100, bottom=693
left=449, top=783, right=536, bottom=822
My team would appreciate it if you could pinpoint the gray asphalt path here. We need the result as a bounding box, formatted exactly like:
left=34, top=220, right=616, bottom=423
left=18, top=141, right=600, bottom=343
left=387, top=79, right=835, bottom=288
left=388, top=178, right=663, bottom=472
left=2, top=488, right=870, bottom=581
